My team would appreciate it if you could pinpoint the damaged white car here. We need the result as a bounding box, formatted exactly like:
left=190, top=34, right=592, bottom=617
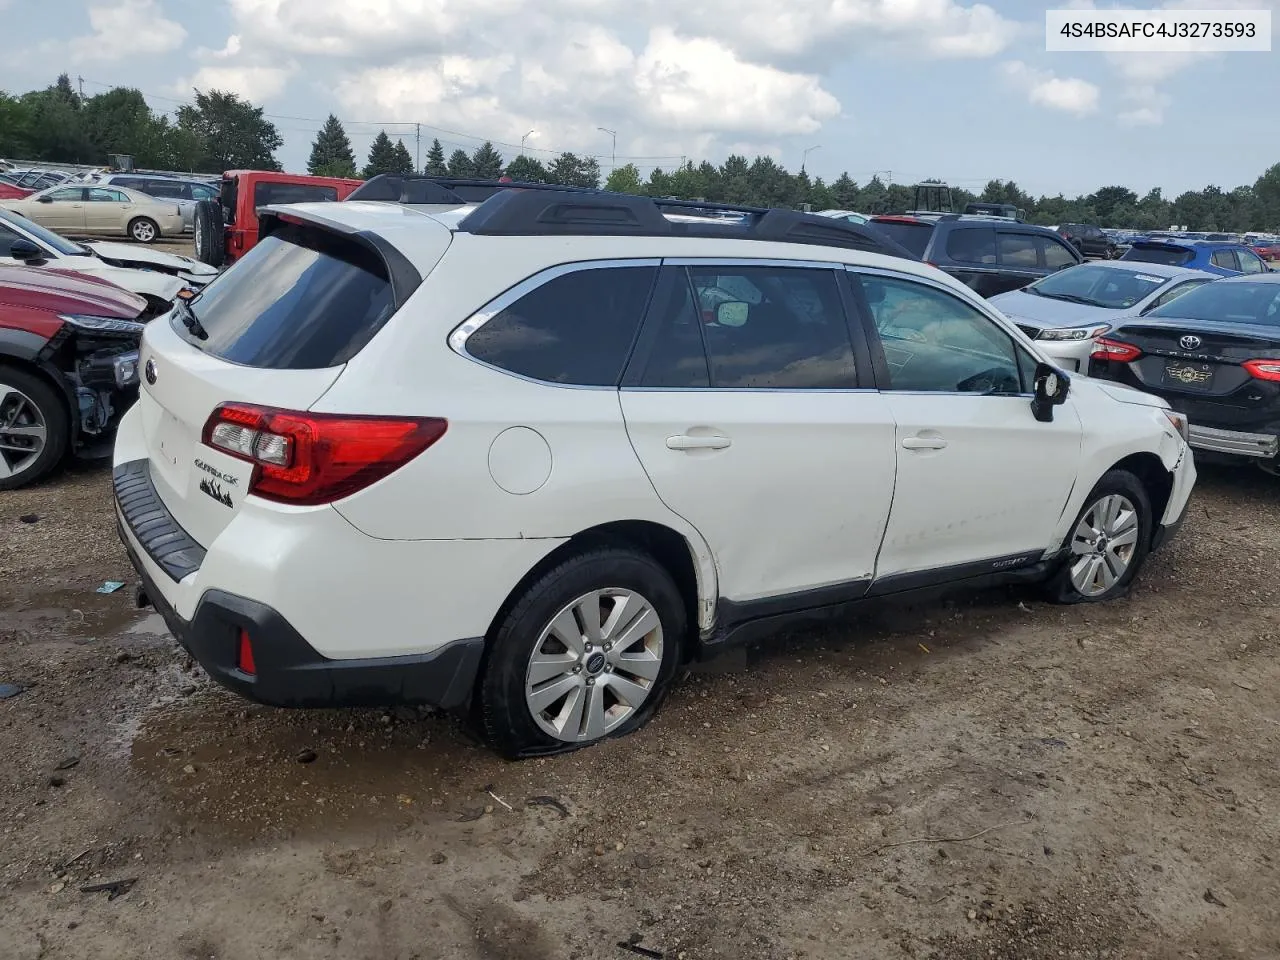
left=0, top=208, right=215, bottom=316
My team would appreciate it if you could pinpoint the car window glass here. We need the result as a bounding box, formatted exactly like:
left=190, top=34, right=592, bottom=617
left=1121, top=245, right=1195, bottom=267
left=146, top=181, right=186, bottom=199
left=1149, top=280, right=1208, bottom=309
left=1039, top=236, right=1078, bottom=271
left=253, top=183, right=340, bottom=207
left=1210, top=250, right=1238, bottom=270
left=945, top=228, right=996, bottom=264
left=0, top=223, right=22, bottom=249
left=466, top=266, right=657, bottom=386
left=998, top=233, right=1038, bottom=268
left=191, top=184, right=217, bottom=201
left=86, top=188, right=124, bottom=202
left=634, top=271, right=710, bottom=388
left=858, top=274, right=1023, bottom=395
left=1237, top=250, right=1266, bottom=274
left=46, top=188, right=82, bottom=202
left=686, top=265, right=857, bottom=389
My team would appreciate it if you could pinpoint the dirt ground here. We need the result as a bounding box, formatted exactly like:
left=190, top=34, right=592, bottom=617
left=1, top=460, right=1278, bottom=960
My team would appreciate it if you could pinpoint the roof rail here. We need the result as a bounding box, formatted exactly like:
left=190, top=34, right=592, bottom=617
left=454, top=188, right=919, bottom=260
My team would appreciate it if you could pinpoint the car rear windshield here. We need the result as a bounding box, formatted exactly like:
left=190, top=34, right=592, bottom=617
left=179, top=223, right=395, bottom=368
left=253, top=182, right=340, bottom=208
left=867, top=221, right=933, bottom=259
left=1121, top=244, right=1195, bottom=267
left=1147, top=280, right=1280, bottom=325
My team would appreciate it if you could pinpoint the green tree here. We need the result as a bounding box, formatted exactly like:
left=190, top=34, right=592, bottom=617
left=424, top=138, right=448, bottom=176
left=19, top=76, right=93, bottom=162
left=470, top=141, right=504, bottom=179
left=447, top=149, right=473, bottom=176
left=176, top=89, right=282, bottom=171
left=391, top=139, right=414, bottom=174
left=605, top=162, right=642, bottom=194
left=81, top=88, right=173, bottom=168
left=830, top=173, right=859, bottom=209
left=0, top=91, right=35, bottom=157
left=308, top=113, right=357, bottom=178
left=547, top=152, right=600, bottom=188
left=504, top=155, right=549, bottom=182
left=719, top=155, right=752, bottom=203
left=362, top=130, right=399, bottom=178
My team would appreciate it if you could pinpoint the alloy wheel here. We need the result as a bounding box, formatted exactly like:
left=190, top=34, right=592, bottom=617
left=1068, top=493, right=1140, bottom=597
left=131, top=220, right=156, bottom=242
left=525, top=588, right=664, bottom=743
left=0, top=384, right=48, bottom=481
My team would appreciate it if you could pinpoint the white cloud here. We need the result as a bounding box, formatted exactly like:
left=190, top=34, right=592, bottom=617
left=68, top=0, right=186, bottom=62
left=199, top=0, right=1014, bottom=161
left=1002, top=61, right=1100, bottom=116
left=1117, top=84, right=1172, bottom=126
left=175, top=64, right=296, bottom=102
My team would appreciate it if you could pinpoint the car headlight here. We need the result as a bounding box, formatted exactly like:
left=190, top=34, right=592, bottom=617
left=58, top=314, right=146, bottom=335
left=1036, top=323, right=1111, bottom=342
left=1162, top=409, right=1190, bottom=443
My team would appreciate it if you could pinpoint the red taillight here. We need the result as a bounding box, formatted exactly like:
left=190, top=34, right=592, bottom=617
left=1242, top=359, right=1280, bottom=382
left=1091, top=337, right=1142, bottom=363
left=237, top=628, right=256, bottom=675
left=201, top=403, right=447, bottom=506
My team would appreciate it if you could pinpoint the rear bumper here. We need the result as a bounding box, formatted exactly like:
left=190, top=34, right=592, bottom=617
left=1187, top=423, right=1278, bottom=459
left=119, top=523, right=482, bottom=709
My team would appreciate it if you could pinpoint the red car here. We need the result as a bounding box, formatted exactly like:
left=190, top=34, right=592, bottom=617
left=192, top=170, right=364, bottom=267
left=0, top=265, right=147, bottom=488
left=0, top=176, right=35, bottom=200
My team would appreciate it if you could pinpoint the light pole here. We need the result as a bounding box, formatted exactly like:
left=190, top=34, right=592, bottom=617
left=801, top=144, right=821, bottom=173
left=597, top=126, right=617, bottom=172
left=520, top=129, right=536, bottom=156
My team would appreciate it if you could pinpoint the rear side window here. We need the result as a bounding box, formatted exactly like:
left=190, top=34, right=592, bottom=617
left=945, top=227, right=996, bottom=264
left=685, top=265, right=857, bottom=389
left=998, top=233, right=1038, bottom=268
left=1122, top=245, right=1195, bottom=267
left=183, top=224, right=396, bottom=369
left=253, top=183, right=340, bottom=208
left=1211, top=250, right=1239, bottom=270
left=869, top=221, right=933, bottom=259
left=1238, top=249, right=1267, bottom=274
left=1039, top=236, right=1078, bottom=270
left=466, top=266, right=657, bottom=386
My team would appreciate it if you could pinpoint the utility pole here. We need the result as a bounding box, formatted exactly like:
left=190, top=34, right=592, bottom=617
left=415, top=123, right=421, bottom=173
left=801, top=144, right=821, bottom=173
left=597, top=127, right=616, bottom=172
left=521, top=129, right=536, bottom=157
left=76, top=75, right=85, bottom=101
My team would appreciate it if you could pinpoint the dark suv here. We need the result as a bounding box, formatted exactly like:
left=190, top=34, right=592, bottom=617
left=868, top=215, right=1083, bottom=298
left=1055, top=223, right=1116, bottom=260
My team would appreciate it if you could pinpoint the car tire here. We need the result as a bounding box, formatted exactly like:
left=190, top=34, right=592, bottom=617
left=480, top=546, right=687, bottom=759
left=1044, top=469, right=1152, bottom=604
left=128, top=217, right=159, bottom=244
left=193, top=200, right=225, bottom=268
left=0, top=364, right=69, bottom=491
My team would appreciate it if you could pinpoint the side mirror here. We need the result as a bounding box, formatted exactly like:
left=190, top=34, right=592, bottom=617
left=1031, top=362, right=1070, bottom=422
left=35, top=195, right=53, bottom=203
left=715, top=301, right=749, bottom=327
left=9, top=239, right=43, bottom=261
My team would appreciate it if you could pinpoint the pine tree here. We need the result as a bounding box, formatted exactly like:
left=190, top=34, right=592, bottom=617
left=470, top=141, right=504, bottom=179
left=307, top=114, right=357, bottom=178
left=362, top=130, right=398, bottom=178
left=447, top=149, right=473, bottom=176
left=391, top=139, right=414, bottom=174
left=424, top=138, right=447, bottom=176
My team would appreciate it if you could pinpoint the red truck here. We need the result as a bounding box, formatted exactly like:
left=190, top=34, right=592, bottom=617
left=193, top=170, right=363, bottom=267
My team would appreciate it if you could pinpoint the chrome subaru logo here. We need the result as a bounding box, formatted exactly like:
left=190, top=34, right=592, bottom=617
left=144, top=357, right=157, bottom=385
left=1180, top=335, right=1202, bottom=350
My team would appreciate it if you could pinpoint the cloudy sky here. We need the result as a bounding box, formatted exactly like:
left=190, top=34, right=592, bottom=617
left=4, top=0, right=1277, bottom=196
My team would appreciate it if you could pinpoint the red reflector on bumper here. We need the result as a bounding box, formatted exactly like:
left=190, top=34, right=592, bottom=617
left=237, top=628, right=257, bottom=675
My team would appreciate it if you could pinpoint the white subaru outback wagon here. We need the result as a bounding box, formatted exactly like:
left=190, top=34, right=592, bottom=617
left=113, top=185, right=1196, bottom=758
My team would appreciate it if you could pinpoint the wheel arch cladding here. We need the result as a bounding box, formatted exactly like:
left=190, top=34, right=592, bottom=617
left=1107, top=452, right=1173, bottom=538
left=483, top=521, right=703, bottom=664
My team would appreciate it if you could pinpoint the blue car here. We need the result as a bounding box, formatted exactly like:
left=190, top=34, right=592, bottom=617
left=1120, top=238, right=1271, bottom=277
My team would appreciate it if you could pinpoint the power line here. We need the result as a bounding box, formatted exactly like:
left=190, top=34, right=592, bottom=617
left=80, top=77, right=684, bottom=163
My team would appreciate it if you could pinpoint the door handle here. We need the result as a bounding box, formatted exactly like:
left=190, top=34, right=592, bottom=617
left=902, top=436, right=948, bottom=450
left=666, top=434, right=732, bottom=451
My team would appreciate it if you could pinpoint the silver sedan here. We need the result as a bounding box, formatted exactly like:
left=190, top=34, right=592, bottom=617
left=990, top=261, right=1219, bottom=373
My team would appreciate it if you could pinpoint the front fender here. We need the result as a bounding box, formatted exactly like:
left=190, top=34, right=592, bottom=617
left=107, top=269, right=184, bottom=304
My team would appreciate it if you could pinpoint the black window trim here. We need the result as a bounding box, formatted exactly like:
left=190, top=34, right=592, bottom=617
left=842, top=264, right=1038, bottom=398
left=448, top=257, right=663, bottom=390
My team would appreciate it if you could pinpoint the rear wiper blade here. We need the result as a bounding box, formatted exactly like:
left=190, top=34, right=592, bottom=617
left=173, top=297, right=208, bottom=340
